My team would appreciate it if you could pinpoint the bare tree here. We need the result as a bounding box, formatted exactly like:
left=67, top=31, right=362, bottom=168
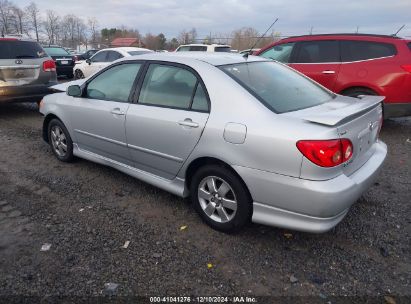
left=88, top=17, right=98, bottom=46
left=26, top=2, right=40, bottom=41
left=43, top=10, right=59, bottom=45
left=12, top=6, right=25, bottom=34
left=0, top=0, right=13, bottom=35
left=178, top=28, right=197, bottom=44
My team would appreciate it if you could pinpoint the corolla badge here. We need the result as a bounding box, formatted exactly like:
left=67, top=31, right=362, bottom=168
left=15, top=59, right=23, bottom=64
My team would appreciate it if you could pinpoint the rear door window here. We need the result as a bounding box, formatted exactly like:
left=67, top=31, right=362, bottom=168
left=294, top=40, right=340, bottom=63
left=0, top=40, right=47, bottom=59
left=91, top=51, right=108, bottom=62
left=189, top=46, right=207, bottom=51
left=259, top=43, right=295, bottom=63
left=107, top=51, right=123, bottom=62
left=341, top=41, right=397, bottom=62
left=138, top=64, right=202, bottom=110
left=214, top=46, right=231, bottom=52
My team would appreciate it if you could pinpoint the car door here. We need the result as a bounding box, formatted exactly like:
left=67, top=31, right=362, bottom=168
left=125, top=62, right=210, bottom=179
left=69, top=62, right=143, bottom=165
left=84, top=51, right=108, bottom=77
left=289, top=40, right=341, bottom=90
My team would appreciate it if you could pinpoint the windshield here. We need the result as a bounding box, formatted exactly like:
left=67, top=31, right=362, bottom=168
left=0, top=40, right=47, bottom=59
left=220, top=61, right=334, bottom=113
left=44, top=47, right=71, bottom=56
left=127, top=50, right=153, bottom=56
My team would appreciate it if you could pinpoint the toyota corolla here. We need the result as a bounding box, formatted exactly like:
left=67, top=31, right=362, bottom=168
left=39, top=53, right=387, bottom=233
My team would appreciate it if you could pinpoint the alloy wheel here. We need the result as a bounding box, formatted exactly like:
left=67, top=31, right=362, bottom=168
left=198, top=176, right=237, bottom=223
left=50, top=125, right=68, bottom=157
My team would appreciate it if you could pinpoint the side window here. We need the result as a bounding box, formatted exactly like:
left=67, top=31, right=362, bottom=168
left=91, top=51, right=107, bottom=62
left=191, top=83, right=209, bottom=112
left=189, top=46, right=207, bottom=51
left=107, top=51, right=123, bottom=62
left=86, top=63, right=142, bottom=102
left=259, top=43, right=295, bottom=63
left=138, top=64, right=199, bottom=110
left=294, top=41, right=340, bottom=63
left=176, top=46, right=190, bottom=52
left=341, top=41, right=397, bottom=62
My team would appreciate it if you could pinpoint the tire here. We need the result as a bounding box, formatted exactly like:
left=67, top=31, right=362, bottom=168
left=47, top=119, right=74, bottom=162
left=190, top=165, right=252, bottom=233
left=74, top=69, right=84, bottom=79
left=342, top=87, right=377, bottom=98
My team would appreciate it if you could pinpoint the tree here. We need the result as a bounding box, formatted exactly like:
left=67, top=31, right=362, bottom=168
left=11, top=5, right=25, bottom=34
left=0, top=0, right=13, bottom=35
left=178, top=28, right=197, bottom=44
left=88, top=17, right=99, bottom=46
left=167, top=37, right=179, bottom=50
left=26, top=2, right=40, bottom=41
left=157, top=33, right=166, bottom=50
left=43, top=10, right=59, bottom=45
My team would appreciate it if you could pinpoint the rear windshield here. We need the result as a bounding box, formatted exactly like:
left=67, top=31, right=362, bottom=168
left=215, top=47, right=231, bottom=52
left=44, top=47, right=71, bottom=56
left=220, top=61, right=334, bottom=114
left=0, top=40, right=47, bottom=59
left=127, top=50, right=153, bottom=56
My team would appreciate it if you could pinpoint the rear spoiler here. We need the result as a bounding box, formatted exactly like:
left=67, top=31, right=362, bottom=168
left=302, top=96, right=384, bottom=126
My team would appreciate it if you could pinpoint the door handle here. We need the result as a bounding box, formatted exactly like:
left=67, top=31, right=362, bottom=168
left=322, top=70, right=336, bottom=74
left=110, top=108, right=125, bottom=115
left=178, top=118, right=199, bottom=128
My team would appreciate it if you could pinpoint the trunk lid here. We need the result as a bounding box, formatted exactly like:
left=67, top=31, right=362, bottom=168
left=285, top=95, right=384, bottom=175
left=0, top=58, right=41, bottom=86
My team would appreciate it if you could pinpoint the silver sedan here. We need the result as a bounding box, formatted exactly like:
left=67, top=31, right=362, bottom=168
left=39, top=53, right=387, bottom=233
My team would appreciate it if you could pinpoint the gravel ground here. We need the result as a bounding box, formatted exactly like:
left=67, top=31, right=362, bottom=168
left=0, top=102, right=410, bottom=302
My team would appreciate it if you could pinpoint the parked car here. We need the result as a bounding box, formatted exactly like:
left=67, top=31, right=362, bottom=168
left=74, top=47, right=153, bottom=79
left=43, top=46, right=76, bottom=79
left=40, top=53, right=386, bottom=233
left=256, top=34, right=411, bottom=118
left=75, top=49, right=99, bottom=62
left=0, top=37, right=57, bottom=103
left=175, top=44, right=231, bottom=52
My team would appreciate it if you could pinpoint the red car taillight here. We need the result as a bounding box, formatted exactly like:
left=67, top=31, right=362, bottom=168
left=296, top=139, right=353, bottom=167
left=401, top=65, right=411, bottom=73
left=43, top=60, right=56, bottom=72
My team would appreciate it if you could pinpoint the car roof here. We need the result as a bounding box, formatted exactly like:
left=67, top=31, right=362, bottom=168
left=120, top=52, right=265, bottom=66
left=102, top=47, right=151, bottom=52
left=178, top=44, right=231, bottom=47
left=285, top=33, right=405, bottom=40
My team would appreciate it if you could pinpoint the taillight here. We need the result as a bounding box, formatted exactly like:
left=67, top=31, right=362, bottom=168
left=43, top=60, right=56, bottom=72
left=296, top=139, right=353, bottom=168
left=401, top=65, right=411, bottom=73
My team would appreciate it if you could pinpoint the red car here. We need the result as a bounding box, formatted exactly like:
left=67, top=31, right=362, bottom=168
left=256, top=34, right=411, bottom=118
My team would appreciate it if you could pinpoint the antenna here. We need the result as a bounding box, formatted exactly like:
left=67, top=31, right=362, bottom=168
left=393, top=24, right=405, bottom=36
left=243, top=18, right=279, bottom=60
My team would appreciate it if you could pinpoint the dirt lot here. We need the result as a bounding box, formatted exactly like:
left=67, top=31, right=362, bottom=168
left=0, top=102, right=410, bottom=301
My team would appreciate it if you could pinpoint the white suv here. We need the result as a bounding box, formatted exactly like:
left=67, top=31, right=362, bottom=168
left=175, top=44, right=231, bottom=53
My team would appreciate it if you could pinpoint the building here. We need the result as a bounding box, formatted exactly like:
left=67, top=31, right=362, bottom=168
left=110, top=37, right=145, bottom=48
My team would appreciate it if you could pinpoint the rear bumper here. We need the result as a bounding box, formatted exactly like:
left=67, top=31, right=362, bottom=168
left=56, top=66, right=74, bottom=76
left=384, top=102, right=411, bottom=118
left=234, top=141, right=387, bottom=233
left=0, top=82, right=58, bottom=103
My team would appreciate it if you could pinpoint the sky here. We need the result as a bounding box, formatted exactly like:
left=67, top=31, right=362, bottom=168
left=13, top=0, right=411, bottom=39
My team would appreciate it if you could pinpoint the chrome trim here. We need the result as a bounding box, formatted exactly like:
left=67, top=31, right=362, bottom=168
left=127, top=144, right=184, bottom=163
left=0, top=65, right=40, bottom=69
left=290, top=55, right=395, bottom=65
left=74, top=129, right=127, bottom=147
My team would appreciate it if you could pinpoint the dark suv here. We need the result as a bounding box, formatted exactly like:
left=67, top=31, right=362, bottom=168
left=256, top=34, right=411, bottom=118
left=0, top=37, right=58, bottom=103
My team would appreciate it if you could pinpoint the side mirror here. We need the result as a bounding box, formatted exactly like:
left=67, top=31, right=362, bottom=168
left=67, top=85, right=82, bottom=97
left=86, top=59, right=91, bottom=65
